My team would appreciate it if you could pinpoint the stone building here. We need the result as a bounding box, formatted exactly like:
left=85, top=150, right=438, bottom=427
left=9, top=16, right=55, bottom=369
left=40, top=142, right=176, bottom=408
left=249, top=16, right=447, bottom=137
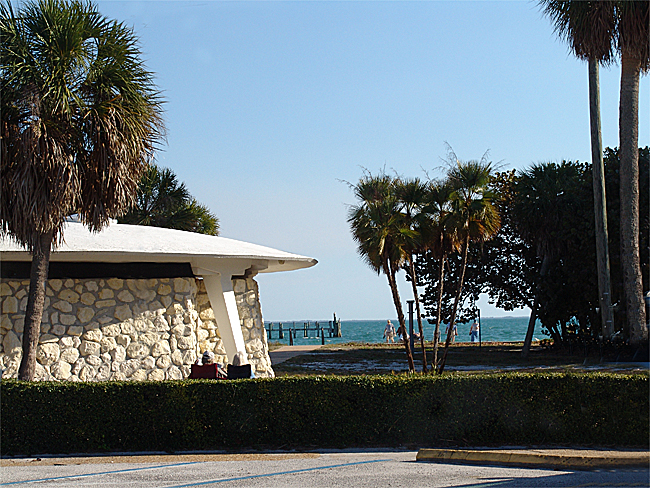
left=0, top=221, right=316, bottom=381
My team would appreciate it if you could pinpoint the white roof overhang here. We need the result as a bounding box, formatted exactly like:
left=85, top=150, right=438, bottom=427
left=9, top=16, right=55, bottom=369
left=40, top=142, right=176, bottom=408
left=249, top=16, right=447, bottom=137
left=0, top=222, right=317, bottom=277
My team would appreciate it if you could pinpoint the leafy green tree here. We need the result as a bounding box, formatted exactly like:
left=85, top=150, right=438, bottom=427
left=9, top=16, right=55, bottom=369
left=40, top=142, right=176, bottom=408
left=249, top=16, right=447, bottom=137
left=417, top=248, right=479, bottom=343
left=526, top=150, right=649, bottom=347
left=529, top=165, right=598, bottom=344
left=348, top=171, right=415, bottom=371
left=0, top=0, right=163, bottom=380
left=118, top=164, right=219, bottom=235
left=513, top=162, right=591, bottom=351
left=470, top=171, right=537, bottom=314
left=538, top=0, right=617, bottom=339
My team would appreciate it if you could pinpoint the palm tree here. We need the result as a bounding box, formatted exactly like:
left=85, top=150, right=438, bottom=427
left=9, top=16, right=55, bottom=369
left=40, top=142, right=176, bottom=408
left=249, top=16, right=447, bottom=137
left=0, top=0, right=164, bottom=380
left=348, top=171, right=415, bottom=372
left=394, top=177, right=432, bottom=372
left=513, top=162, right=586, bottom=355
left=118, top=164, right=219, bottom=235
left=422, top=180, right=457, bottom=369
left=186, top=199, right=220, bottom=236
left=538, top=0, right=617, bottom=339
left=617, top=1, right=649, bottom=343
left=437, top=156, right=500, bottom=374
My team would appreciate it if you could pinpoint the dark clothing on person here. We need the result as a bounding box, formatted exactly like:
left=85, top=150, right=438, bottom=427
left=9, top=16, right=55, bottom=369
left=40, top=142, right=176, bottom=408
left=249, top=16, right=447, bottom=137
left=227, top=364, right=254, bottom=379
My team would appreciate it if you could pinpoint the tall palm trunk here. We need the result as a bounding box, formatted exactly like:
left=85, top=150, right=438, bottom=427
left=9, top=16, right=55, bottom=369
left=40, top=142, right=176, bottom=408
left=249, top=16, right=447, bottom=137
left=384, top=257, right=415, bottom=372
left=438, top=235, right=470, bottom=374
left=432, top=253, right=446, bottom=368
left=588, top=59, right=615, bottom=339
left=619, top=53, right=647, bottom=344
left=522, top=254, right=551, bottom=358
left=407, top=254, right=428, bottom=372
left=18, top=231, right=53, bottom=381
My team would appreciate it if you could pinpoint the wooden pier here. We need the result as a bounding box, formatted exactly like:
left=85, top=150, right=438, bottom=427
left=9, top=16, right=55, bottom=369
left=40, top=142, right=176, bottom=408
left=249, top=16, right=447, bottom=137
left=265, top=316, right=341, bottom=345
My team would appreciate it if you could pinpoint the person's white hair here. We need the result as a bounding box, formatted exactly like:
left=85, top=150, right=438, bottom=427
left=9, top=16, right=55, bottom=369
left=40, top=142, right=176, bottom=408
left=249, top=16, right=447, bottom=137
left=232, top=351, right=248, bottom=366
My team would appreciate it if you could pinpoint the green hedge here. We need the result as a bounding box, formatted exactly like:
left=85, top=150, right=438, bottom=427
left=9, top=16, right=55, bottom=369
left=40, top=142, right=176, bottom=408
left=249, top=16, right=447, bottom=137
left=1, top=373, right=647, bottom=455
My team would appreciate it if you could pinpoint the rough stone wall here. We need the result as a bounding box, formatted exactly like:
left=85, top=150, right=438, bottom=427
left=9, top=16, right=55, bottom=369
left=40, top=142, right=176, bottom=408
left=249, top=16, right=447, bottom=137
left=192, top=278, right=272, bottom=378
left=0, top=276, right=274, bottom=380
left=235, top=278, right=273, bottom=377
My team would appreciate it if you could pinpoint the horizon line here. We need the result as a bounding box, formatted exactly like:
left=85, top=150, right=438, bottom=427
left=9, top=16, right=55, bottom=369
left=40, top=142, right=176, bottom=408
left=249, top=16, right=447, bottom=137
left=265, top=316, right=532, bottom=322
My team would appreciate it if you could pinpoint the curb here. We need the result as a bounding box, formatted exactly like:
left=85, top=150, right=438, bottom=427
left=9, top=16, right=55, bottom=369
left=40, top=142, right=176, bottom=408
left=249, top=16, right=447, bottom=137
left=416, top=448, right=650, bottom=470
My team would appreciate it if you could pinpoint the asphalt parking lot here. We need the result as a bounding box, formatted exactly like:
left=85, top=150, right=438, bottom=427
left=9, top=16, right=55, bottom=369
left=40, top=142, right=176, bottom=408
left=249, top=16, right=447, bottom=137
left=1, top=450, right=648, bottom=488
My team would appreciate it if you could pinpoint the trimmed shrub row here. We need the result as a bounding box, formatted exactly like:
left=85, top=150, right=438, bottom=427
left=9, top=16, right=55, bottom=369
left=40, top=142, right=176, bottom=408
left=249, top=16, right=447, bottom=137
left=1, top=372, right=647, bottom=455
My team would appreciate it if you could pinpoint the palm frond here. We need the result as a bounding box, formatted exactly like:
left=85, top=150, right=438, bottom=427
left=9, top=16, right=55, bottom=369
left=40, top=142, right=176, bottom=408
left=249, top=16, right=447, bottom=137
left=538, top=0, right=617, bottom=64
left=617, top=0, right=650, bottom=72
left=1, top=0, right=164, bottom=249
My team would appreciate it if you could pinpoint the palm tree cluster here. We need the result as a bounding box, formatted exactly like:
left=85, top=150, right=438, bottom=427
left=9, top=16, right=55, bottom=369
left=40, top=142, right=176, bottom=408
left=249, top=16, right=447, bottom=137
left=1, top=0, right=164, bottom=380
left=348, top=152, right=500, bottom=374
left=118, top=164, right=219, bottom=236
left=416, top=151, right=648, bottom=355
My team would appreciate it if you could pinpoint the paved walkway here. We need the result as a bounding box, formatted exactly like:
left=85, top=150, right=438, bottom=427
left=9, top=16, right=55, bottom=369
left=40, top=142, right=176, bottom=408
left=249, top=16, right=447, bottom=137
left=269, top=345, right=322, bottom=364
left=416, top=447, right=649, bottom=469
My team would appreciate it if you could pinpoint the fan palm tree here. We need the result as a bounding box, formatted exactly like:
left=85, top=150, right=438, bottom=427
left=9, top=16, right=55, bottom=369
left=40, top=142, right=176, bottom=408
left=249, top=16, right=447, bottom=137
left=348, top=172, right=415, bottom=372
left=437, top=157, right=500, bottom=374
left=422, top=180, right=457, bottom=369
left=0, top=0, right=164, bottom=380
left=118, top=164, right=219, bottom=235
left=394, top=177, right=432, bottom=372
left=617, top=0, right=649, bottom=343
left=538, top=0, right=617, bottom=339
left=186, top=199, right=220, bottom=236
left=513, top=162, right=586, bottom=356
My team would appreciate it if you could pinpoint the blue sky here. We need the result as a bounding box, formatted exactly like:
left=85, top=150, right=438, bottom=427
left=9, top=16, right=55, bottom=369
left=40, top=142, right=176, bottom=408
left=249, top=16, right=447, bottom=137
left=97, top=0, right=649, bottom=321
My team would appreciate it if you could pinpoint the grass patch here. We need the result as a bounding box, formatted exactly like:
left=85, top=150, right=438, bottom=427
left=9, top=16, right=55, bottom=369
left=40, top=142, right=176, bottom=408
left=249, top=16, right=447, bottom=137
left=273, top=341, right=649, bottom=376
left=267, top=341, right=285, bottom=352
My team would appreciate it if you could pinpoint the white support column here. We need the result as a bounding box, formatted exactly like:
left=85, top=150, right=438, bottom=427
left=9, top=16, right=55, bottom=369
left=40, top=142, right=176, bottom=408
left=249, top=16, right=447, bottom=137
left=201, top=273, right=246, bottom=363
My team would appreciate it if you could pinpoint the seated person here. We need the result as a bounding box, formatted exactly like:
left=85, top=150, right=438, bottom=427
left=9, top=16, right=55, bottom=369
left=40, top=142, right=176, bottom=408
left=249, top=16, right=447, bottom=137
left=227, top=351, right=256, bottom=379
left=189, top=351, right=225, bottom=379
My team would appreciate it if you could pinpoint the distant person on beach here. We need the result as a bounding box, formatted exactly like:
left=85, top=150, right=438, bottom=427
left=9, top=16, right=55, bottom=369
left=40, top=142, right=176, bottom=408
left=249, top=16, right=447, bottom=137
left=446, top=322, right=458, bottom=343
left=470, top=321, right=479, bottom=342
left=383, top=320, right=396, bottom=343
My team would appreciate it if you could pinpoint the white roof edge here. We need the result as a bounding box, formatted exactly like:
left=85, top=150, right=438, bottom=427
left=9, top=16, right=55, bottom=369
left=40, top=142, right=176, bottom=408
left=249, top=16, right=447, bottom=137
left=0, top=222, right=317, bottom=274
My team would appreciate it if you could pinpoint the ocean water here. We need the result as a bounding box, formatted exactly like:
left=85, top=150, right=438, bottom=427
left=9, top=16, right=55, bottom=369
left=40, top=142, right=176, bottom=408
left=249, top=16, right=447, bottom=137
left=265, top=316, right=546, bottom=346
